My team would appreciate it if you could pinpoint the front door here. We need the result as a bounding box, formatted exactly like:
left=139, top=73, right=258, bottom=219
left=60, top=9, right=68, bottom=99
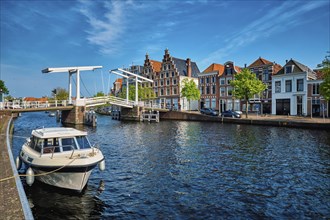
left=276, top=99, right=290, bottom=115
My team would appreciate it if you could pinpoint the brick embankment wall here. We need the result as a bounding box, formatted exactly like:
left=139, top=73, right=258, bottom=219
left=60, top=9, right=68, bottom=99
left=160, top=111, right=330, bottom=129
left=0, top=114, right=25, bottom=219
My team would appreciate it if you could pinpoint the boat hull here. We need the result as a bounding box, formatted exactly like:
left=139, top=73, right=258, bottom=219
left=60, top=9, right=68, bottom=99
left=33, top=168, right=93, bottom=191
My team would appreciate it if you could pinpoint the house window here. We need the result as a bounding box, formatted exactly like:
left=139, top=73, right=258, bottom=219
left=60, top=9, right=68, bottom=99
left=212, top=76, right=216, bottom=83
left=297, top=79, right=304, bottom=91
left=173, top=79, right=177, bottom=85
left=160, top=89, right=164, bottom=95
left=220, top=79, right=225, bottom=85
left=166, top=72, right=169, bottom=78
left=312, top=83, right=320, bottom=95
left=166, top=80, right=170, bottom=85
left=212, top=85, right=216, bottom=94
left=220, top=87, right=225, bottom=97
left=154, top=81, right=158, bottom=87
left=206, top=78, right=209, bottom=83
left=285, top=65, right=293, bottom=74
left=263, top=69, right=269, bottom=81
left=172, top=72, right=175, bottom=77
left=227, top=87, right=233, bottom=96
left=285, top=80, right=292, bottom=92
left=227, top=79, right=232, bottom=85
left=200, top=86, right=204, bottom=95
left=206, top=86, right=210, bottom=94
left=167, top=88, right=170, bottom=95
left=275, top=81, right=281, bottom=93
left=161, top=73, right=164, bottom=78
left=160, top=80, right=164, bottom=86
left=201, top=78, right=204, bottom=84
left=173, top=88, right=177, bottom=95
left=225, top=68, right=232, bottom=75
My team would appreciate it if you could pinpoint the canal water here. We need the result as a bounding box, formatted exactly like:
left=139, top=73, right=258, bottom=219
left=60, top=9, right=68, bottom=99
left=11, top=112, right=330, bottom=219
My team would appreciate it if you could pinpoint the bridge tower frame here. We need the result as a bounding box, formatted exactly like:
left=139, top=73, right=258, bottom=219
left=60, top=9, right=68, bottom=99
left=42, top=66, right=102, bottom=106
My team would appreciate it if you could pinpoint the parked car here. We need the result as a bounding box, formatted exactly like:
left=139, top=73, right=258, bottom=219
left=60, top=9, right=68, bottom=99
left=200, top=108, right=218, bottom=116
left=221, top=110, right=241, bottom=118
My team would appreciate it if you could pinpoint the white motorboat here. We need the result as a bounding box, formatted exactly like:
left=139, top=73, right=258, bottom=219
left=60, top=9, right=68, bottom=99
left=18, top=127, right=105, bottom=192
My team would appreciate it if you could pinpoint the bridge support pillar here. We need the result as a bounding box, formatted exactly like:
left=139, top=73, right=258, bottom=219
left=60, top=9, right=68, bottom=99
left=120, top=106, right=142, bottom=121
left=61, top=106, right=85, bottom=125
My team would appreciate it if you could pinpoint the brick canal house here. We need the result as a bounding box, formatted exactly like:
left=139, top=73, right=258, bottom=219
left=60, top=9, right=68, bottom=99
left=247, top=57, right=282, bottom=114
left=198, top=61, right=242, bottom=113
left=271, top=59, right=324, bottom=116
left=142, top=49, right=200, bottom=110
left=198, top=63, right=224, bottom=110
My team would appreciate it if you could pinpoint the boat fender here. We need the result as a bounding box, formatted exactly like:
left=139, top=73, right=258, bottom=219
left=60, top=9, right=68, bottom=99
left=26, top=167, right=35, bottom=186
left=98, top=160, right=105, bottom=171
left=16, top=156, right=22, bottom=170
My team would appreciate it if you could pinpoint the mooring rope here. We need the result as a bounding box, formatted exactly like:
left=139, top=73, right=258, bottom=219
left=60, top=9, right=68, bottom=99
left=0, top=157, right=77, bottom=182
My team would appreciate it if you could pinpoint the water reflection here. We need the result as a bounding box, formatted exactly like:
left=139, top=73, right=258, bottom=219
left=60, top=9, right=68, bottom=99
left=24, top=180, right=105, bottom=220
left=11, top=112, right=330, bottom=219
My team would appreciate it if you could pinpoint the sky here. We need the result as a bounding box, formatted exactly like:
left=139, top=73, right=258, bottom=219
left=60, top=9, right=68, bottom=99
left=0, top=0, right=329, bottom=98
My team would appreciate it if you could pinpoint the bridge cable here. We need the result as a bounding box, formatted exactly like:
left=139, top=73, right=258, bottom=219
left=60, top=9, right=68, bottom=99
left=80, top=75, right=92, bottom=97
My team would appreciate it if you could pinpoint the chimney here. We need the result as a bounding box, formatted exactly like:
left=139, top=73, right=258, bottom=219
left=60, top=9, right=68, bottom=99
left=145, top=53, right=149, bottom=60
left=186, top=58, right=192, bottom=77
left=244, top=63, right=247, bottom=68
left=285, top=60, right=288, bottom=63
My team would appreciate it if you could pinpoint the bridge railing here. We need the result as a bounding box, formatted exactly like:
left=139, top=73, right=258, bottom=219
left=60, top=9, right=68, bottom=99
left=85, top=96, right=136, bottom=107
left=0, top=100, right=70, bottom=110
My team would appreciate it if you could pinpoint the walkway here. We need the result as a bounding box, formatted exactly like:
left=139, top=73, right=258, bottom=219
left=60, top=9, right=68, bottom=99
left=0, top=114, right=33, bottom=219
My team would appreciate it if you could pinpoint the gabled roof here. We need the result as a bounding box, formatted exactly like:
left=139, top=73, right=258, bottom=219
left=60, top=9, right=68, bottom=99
left=24, top=97, right=48, bottom=102
left=172, top=57, right=200, bottom=77
left=248, top=57, right=273, bottom=68
left=202, top=63, right=224, bottom=74
left=115, top=78, right=123, bottom=83
left=276, top=59, right=316, bottom=78
left=150, top=60, right=162, bottom=73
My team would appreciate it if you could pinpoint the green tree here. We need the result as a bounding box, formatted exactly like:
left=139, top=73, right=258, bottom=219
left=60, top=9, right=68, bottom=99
left=94, top=91, right=105, bottom=97
left=319, top=52, right=330, bottom=101
left=118, top=85, right=156, bottom=101
left=139, top=85, right=156, bottom=100
left=52, top=87, right=68, bottom=100
left=118, top=85, right=136, bottom=101
left=230, top=68, right=267, bottom=118
left=0, top=80, right=9, bottom=94
left=181, top=78, right=200, bottom=110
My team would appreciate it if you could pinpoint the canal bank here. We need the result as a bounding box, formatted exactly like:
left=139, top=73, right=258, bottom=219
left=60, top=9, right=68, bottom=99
left=0, top=113, right=33, bottom=220
left=160, top=111, right=330, bottom=130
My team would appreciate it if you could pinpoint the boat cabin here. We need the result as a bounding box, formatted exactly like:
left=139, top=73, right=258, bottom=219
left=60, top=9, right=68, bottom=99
left=28, top=127, right=92, bottom=154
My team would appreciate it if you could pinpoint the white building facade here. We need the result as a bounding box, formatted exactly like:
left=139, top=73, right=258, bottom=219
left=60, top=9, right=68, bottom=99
left=272, top=59, right=316, bottom=116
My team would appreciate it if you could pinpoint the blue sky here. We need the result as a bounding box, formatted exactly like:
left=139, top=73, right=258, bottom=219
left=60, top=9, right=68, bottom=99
left=1, top=0, right=329, bottom=98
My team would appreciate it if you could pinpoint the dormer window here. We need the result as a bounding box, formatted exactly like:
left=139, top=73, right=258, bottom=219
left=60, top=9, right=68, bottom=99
left=285, top=65, right=293, bottom=74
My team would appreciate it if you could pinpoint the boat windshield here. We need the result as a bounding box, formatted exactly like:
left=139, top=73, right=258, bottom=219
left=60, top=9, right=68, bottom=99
left=61, top=138, right=78, bottom=151
left=76, top=136, right=92, bottom=149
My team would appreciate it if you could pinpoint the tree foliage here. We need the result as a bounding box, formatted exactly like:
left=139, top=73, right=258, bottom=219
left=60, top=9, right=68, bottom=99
left=52, top=87, right=68, bottom=100
left=94, top=91, right=105, bottom=97
left=181, top=78, right=200, bottom=110
left=118, top=85, right=156, bottom=101
left=230, top=68, right=267, bottom=118
left=319, top=52, right=330, bottom=101
left=0, top=80, right=9, bottom=94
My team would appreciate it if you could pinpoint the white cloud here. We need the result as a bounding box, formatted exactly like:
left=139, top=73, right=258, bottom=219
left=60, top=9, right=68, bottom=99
left=78, top=1, right=128, bottom=55
left=200, top=0, right=328, bottom=67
